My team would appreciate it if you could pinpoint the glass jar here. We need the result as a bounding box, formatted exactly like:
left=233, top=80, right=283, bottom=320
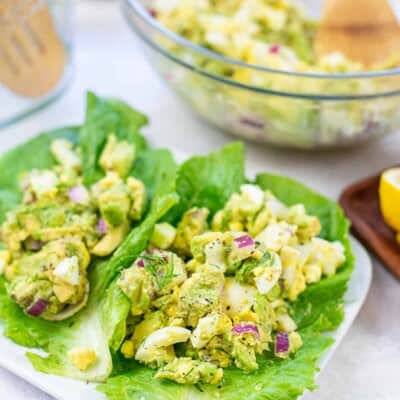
left=0, top=0, right=73, bottom=128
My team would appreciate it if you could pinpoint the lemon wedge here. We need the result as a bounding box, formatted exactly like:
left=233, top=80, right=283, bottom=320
left=379, top=168, right=400, bottom=231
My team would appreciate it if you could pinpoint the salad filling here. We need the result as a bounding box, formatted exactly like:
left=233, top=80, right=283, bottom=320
left=117, top=183, right=345, bottom=385
left=151, top=0, right=399, bottom=75
left=0, top=134, right=147, bottom=320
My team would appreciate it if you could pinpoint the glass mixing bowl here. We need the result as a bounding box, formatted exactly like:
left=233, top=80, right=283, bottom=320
left=122, top=0, right=400, bottom=149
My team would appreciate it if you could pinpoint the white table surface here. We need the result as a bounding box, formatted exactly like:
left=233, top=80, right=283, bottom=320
left=0, top=1, right=399, bottom=399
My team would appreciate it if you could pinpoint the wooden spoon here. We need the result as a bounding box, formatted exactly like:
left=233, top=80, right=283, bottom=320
left=0, top=0, right=66, bottom=98
left=315, top=0, right=400, bottom=67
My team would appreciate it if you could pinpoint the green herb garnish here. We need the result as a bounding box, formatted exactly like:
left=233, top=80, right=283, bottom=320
left=141, top=253, right=176, bottom=290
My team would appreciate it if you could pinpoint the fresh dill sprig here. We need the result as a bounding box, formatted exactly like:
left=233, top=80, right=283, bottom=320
left=141, top=253, right=177, bottom=290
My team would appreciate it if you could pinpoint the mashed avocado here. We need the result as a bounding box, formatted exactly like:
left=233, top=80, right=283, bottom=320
left=117, top=184, right=345, bottom=385
left=0, top=134, right=147, bottom=320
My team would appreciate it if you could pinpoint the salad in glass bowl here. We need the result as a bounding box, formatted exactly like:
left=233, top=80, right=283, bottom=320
left=123, top=0, right=400, bottom=149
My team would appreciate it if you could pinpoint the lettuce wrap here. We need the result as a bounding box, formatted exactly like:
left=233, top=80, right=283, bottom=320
left=0, top=93, right=179, bottom=381
left=97, top=143, right=354, bottom=399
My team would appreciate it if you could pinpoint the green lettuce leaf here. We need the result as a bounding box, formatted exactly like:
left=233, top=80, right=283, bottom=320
left=0, top=126, right=78, bottom=192
left=98, top=161, right=354, bottom=399
left=166, top=142, right=244, bottom=223
left=98, top=330, right=332, bottom=400
left=0, top=127, right=78, bottom=221
left=79, top=92, right=148, bottom=185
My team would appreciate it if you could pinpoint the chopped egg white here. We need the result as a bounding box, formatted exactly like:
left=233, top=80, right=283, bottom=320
left=191, top=313, right=231, bottom=349
left=135, top=327, right=191, bottom=362
left=240, top=184, right=265, bottom=211
left=256, top=221, right=297, bottom=252
left=312, top=238, right=345, bottom=276
left=51, top=139, right=81, bottom=170
left=265, top=192, right=289, bottom=220
left=222, top=278, right=256, bottom=318
left=280, top=246, right=302, bottom=288
left=277, top=313, right=297, bottom=332
left=303, top=263, right=322, bottom=284
left=53, top=256, right=80, bottom=285
left=253, top=254, right=282, bottom=294
left=30, top=170, right=59, bottom=196
left=204, top=239, right=226, bottom=271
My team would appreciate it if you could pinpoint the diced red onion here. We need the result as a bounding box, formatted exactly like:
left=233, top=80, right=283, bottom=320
left=275, top=331, right=289, bottom=353
left=240, top=117, right=264, bottom=129
left=68, top=185, right=89, bottom=204
left=234, top=235, right=255, bottom=249
left=27, top=298, right=48, bottom=317
left=24, top=237, right=43, bottom=251
left=137, top=259, right=145, bottom=268
left=232, top=323, right=260, bottom=339
left=269, top=44, right=280, bottom=54
left=97, top=218, right=107, bottom=235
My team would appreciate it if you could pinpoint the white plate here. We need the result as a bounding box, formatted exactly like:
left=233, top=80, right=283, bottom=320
left=0, top=146, right=372, bottom=399
left=0, top=237, right=372, bottom=400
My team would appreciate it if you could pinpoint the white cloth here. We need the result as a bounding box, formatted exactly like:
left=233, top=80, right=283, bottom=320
left=0, top=1, right=399, bottom=399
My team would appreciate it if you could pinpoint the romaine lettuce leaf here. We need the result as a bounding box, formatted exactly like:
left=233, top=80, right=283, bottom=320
left=79, top=92, right=148, bottom=185
left=166, top=142, right=244, bottom=223
left=98, top=157, right=354, bottom=399
left=0, top=126, right=78, bottom=192
left=98, top=329, right=332, bottom=400
left=0, top=127, right=78, bottom=221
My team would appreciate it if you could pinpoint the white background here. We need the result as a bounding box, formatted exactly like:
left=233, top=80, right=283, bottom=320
left=0, top=2, right=399, bottom=399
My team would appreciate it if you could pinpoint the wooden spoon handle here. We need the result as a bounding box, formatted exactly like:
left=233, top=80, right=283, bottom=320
left=321, top=0, right=399, bottom=26
left=316, top=0, right=400, bottom=66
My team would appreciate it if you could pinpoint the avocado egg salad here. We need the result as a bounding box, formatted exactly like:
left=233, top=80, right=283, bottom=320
left=0, top=133, right=146, bottom=321
left=151, top=0, right=399, bottom=74
left=115, top=185, right=345, bottom=385
left=0, top=93, right=354, bottom=399
left=142, top=0, right=400, bottom=149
